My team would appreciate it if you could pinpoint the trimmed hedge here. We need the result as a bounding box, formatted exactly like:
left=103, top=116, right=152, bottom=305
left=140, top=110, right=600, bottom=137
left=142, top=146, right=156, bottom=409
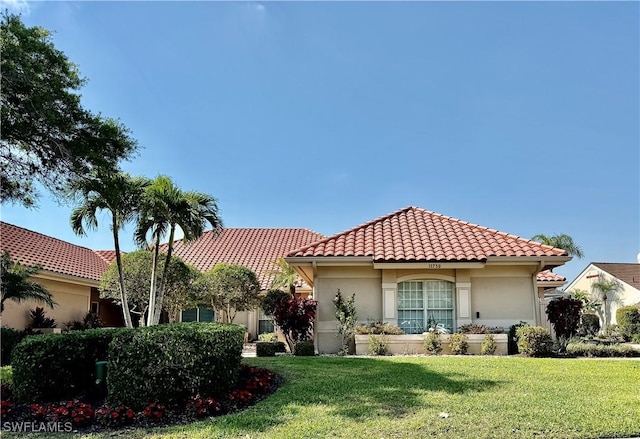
left=616, top=306, right=640, bottom=341
left=107, top=322, right=244, bottom=409
left=256, top=341, right=285, bottom=357
left=567, top=342, right=640, bottom=358
left=1, top=328, right=25, bottom=365
left=516, top=326, right=553, bottom=357
left=12, top=328, right=129, bottom=402
left=293, top=340, right=315, bottom=356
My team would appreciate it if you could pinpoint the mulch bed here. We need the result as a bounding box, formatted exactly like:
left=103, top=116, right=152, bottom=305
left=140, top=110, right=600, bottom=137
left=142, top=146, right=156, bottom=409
left=1, top=364, right=282, bottom=433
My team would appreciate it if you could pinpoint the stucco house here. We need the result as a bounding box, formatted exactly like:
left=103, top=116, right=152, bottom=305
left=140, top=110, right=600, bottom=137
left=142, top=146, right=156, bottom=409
left=565, top=262, right=640, bottom=327
left=0, top=222, right=123, bottom=329
left=285, top=206, right=571, bottom=354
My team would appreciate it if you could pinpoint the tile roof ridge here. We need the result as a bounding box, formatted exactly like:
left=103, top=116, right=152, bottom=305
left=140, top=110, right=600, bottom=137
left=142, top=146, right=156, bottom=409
left=1, top=221, right=97, bottom=253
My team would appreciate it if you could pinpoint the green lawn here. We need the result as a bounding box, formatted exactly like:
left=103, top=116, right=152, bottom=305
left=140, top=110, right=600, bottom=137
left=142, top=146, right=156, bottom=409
left=7, top=356, right=640, bottom=438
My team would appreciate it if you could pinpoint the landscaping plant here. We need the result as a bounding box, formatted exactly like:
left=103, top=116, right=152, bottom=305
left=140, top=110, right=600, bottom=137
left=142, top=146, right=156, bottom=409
left=616, top=305, right=640, bottom=341
left=449, top=333, right=469, bottom=355
left=545, top=297, right=583, bottom=339
left=368, top=335, right=389, bottom=356
left=480, top=334, right=497, bottom=355
left=423, top=331, right=442, bottom=355
left=334, top=289, right=357, bottom=355
left=515, top=326, right=552, bottom=357
left=271, top=296, right=317, bottom=352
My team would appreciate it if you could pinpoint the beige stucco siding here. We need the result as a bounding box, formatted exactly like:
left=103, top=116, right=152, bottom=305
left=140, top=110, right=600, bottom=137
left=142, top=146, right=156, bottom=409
left=1, top=276, right=91, bottom=330
left=470, top=273, right=536, bottom=327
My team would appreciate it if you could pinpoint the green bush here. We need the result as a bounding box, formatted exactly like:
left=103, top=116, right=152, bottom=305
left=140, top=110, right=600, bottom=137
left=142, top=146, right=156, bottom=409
left=354, top=321, right=404, bottom=335
left=368, top=335, right=389, bottom=355
left=481, top=334, right=497, bottom=355
left=256, top=341, right=285, bottom=357
left=12, top=328, right=128, bottom=402
left=566, top=342, right=640, bottom=358
left=107, top=323, right=244, bottom=409
left=1, top=328, right=25, bottom=365
left=515, top=326, right=552, bottom=357
left=449, top=333, right=468, bottom=355
left=508, top=321, right=529, bottom=354
left=424, top=331, right=442, bottom=355
left=631, top=334, right=640, bottom=344
left=616, top=306, right=640, bottom=341
left=293, top=340, right=315, bottom=356
left=258, top=332, right=277, bottom=342
left=580, top=313, right=600, bottom=337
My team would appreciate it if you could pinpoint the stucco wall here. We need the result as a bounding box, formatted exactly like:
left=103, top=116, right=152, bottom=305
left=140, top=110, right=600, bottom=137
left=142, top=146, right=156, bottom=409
left=0, top=276, right=91, bottom=329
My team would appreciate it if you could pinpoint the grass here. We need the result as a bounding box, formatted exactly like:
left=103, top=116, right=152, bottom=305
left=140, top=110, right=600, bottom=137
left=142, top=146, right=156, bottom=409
left=5, top=356, right=640, bottom=438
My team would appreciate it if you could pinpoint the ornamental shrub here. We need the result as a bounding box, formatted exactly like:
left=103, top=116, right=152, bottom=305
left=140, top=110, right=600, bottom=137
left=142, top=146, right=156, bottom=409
left=515, top=326, right=553, bottom=357
left=481, top=334, right=497, bottom=355
left=616, top=306, right=640, bottom=341
left=107, top=322, right=244, bottom=409
left=256, top=341, right=278, bottom=357
left=272, top=297, right=317, bottom=352
left=580, top=313, right=600, bottom=337
left=566, top=342, right=640, bottom=358
left=12, top=328, right=129, bottom=402
left=449, top=333, right=468, bottom=355
left=334, top=289, right=357, bottom=355
left=424, top=331, right=442, bottom=355
left=1, top=328, right=25, bottom=365
left=508, top=321, right=529, bottom=354
left=354, top=321, right=404, bottom=335
left=293, top=340, right=315, bottom=356
left=458, top=323, right=490, bottom=334
left=545, top=297, right=583, bottom=339
left=368, top=335, right=389, bottom=355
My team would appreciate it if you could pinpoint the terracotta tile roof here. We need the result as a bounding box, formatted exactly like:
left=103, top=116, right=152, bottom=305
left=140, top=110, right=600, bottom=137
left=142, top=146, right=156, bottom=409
left=536, top=270, right=566, bottom=282
left=95, top=250, right=118, bottom=265
left=288, top=206, right=568, bottom=261
left=0, top=222, right=109, bottom=281
left=593, top=263, right=640, bottom=290
left=165, top=228, right=325, bottom=289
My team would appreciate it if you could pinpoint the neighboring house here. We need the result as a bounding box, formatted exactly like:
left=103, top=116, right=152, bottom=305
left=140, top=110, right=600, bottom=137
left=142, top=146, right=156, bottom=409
left=0, top=222, right=123, bottom=329
left=565, top=262, right=640, bottom=326
left=285, top=206, right=571, bottom=354
left=167, top=228, right=325, bottom=337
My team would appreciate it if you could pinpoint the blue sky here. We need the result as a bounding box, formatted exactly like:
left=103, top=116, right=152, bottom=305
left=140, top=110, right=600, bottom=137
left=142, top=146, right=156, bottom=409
left=2, top=1, right=638, bottom=285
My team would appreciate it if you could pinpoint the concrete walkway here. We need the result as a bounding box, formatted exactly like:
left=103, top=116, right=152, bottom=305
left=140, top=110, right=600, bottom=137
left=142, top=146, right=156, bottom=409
left=242, top=343, right=256, bottom=357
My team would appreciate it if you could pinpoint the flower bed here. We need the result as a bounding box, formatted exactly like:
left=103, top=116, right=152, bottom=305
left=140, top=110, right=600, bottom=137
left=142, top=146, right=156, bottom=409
left=355, top=334, right=508, bottom=355
left=0, top=365, right=280, bottom=433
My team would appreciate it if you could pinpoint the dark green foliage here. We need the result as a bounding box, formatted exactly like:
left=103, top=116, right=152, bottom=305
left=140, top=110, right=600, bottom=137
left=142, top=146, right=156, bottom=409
left=616, top=306, right=640, bottom=341
left=545, top=297, right=583, bottom=339
left=0, top=252, right=55, bottom=312
left=11, top=328, right=129, bottom=402
left=64, top=312, right=104, bottom=331
left=516, top=326, right=553, bottom=357
left=449, top=333, right=469, bottom=355
left=579, top=313, right=600, bottom=337
left=566, top=342, right=640, bottom=357
left=0, top=14, right=137, bottom=206
left=1, top=327, right=25, bottom=365
left=260, top=289, right=291, bottom=316
left=28, top=307, right=57, bottom=328
left=107, top=323, right=244, bottom=409
left=256, top=340, right=286, bottom=356
left=508, top=321, right=529, bottom=354
left=293, top=340, right=315, bottom=356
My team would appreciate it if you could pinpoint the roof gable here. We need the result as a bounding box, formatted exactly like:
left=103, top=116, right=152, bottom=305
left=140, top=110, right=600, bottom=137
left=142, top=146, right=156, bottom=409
left=288, top=206, right=568, bottom=262
left=166, top=228, right=325, bottom=289
left=0, top=222, right=109, bottom=281
left=592, top=263, right=640, bottom=291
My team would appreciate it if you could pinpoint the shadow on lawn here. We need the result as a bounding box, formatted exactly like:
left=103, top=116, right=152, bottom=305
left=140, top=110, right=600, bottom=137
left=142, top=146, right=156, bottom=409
left=178, top=356, right=502, bottom=436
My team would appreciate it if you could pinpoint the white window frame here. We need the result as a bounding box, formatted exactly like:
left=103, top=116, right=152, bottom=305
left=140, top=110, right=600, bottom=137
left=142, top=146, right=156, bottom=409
left=397, top=280, right=455, bottom=334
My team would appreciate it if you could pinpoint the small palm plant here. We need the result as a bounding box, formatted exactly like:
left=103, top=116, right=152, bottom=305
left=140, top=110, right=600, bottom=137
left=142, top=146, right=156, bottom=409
left=0, top=252, right=55, bottom=313
left=590, top=274, right=623, bottom=329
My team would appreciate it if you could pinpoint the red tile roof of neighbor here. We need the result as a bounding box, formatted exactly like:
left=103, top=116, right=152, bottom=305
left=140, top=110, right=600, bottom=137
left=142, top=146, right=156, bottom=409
left=0, top=222, right=109, bottom=281
left=165, top=228, right=325, bottom=289
left=536, top=270, right=566, bottom=282
left=94, top=250, right=118, bottom=265
left=288, top=206, right=569, bottom=261
left=593, top=263, right=640, bottom=290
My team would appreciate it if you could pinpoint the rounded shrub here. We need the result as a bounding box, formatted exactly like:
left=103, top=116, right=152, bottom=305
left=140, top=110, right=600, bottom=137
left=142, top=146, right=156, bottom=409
left=616, top=306, right=640, bottom=341
left=107, top=323, right=244, bottom=409
left=423, top=331, right=442, bottom=355
left=256, top=341, right=277, bottom=357
left=293, top=340, right=315, bottom=356
left=580, top=313, right=600, bottom=337
left=481, top=334, right=497, bottom=355
left=515, top=326, right=552, bottom=357
left=508, top=321, right=529, bottom=354
left=449, top=333, right=468, bottom=355
left=367, top=335, right=389, bottom=356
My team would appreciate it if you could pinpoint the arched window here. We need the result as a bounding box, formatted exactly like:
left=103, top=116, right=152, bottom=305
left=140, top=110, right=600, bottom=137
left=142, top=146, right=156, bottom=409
left=397, top=280, right=454, bottom=334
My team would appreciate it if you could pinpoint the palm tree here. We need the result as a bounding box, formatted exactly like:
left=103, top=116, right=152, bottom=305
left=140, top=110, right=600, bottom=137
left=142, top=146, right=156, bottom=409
left=135, top=176, right=222, bottom=326
left=0, top=252, right=56, bottom=313
left=70, top=172, right=149, bottom=328
left=265, top=257, right=300, bottom=295
left=531, top=233, right=585, bottom=259
left=590, top=273, right=623, bottom=329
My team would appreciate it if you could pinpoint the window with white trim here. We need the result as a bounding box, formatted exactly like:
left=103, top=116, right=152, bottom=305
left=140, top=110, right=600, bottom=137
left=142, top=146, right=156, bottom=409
left=397, top=280, right=454, bottom=334
left=258, top=309, right=274, bottom=335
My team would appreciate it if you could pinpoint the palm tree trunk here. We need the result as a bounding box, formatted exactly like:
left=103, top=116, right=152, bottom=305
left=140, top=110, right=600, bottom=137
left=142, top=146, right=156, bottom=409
left=153, top=225, right=176, bottom=325
left=147, top=234, right=161, bottom=326
left=113, top=217, right=133, bottom=328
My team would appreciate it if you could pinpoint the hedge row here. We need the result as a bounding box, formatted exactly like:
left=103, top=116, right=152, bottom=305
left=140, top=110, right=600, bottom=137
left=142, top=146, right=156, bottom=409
left=616, top=306, right=640, bottom=341
left=566, top=342, right=640, bottom=357
left=107, top=323, right=245, bottom=409
left=256, top=341, right=286, bottom=357
left=1, top=328, right=25, bottom=365
left=12, top=328, right=129, bottom=402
